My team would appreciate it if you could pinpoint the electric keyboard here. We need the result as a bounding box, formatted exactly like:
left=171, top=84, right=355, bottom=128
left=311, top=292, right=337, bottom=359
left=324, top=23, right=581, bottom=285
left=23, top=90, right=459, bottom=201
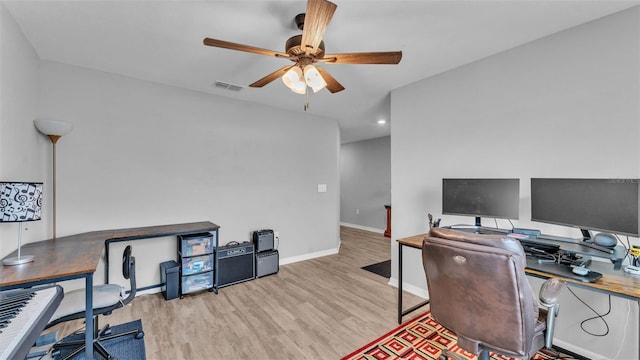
left=0, top=285, right=63, bottom=360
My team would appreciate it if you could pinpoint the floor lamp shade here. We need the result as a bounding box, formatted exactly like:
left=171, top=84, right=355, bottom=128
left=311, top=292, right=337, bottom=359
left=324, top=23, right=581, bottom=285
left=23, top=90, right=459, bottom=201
left=34, top=119, right=74, bottom=139
left=0, top=182, right=43, bottom=265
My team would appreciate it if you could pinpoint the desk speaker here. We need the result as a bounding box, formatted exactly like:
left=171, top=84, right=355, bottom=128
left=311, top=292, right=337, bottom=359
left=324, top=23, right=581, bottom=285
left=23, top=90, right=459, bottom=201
left=217, top=242, right=255, bottom=288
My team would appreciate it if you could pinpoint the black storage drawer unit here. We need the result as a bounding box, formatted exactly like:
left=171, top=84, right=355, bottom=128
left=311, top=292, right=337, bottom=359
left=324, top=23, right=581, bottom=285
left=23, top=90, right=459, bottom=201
left=178, top=232, right=216, bottom=295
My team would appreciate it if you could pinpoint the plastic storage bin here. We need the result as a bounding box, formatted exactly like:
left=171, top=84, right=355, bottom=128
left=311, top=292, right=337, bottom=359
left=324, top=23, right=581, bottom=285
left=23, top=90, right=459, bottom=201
left=181, top=271, right=214, bottom=294
left=159, top=260, right=180, bottom=300
left=181, top=254, right=213, bottom=275
left=180, top=234, right=214, bottom=256
left=178, top=232, right=216, bottom=295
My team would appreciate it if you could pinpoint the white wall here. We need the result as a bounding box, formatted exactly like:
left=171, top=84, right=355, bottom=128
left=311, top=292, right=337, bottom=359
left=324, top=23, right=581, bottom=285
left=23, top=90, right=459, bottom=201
left=340, top=136, right=390, bottom=231
left=1, top=0, right=341, bottom=289
left=391, top=7, right=639, bottom=360
left=33, top=60, right=340, bottom=288
left=0, top=3, right=50, bottom=256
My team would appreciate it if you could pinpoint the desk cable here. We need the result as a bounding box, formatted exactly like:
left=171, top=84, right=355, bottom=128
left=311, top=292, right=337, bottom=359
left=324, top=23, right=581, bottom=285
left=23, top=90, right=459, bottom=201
left=567, top=287, right=611, bottom=337
left=614, top=234, right=632, bottom=264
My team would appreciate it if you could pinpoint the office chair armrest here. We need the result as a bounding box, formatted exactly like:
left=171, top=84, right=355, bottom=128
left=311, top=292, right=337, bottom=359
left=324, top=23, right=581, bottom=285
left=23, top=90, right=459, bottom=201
left=538, top=277, right=565, bottom=349
left=538, top=278, right=565, bottom=307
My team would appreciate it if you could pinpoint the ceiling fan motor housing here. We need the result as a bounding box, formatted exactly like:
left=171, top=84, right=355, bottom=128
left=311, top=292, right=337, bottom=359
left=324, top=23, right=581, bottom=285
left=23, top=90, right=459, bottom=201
left=286, top=34, right=325, bottom=59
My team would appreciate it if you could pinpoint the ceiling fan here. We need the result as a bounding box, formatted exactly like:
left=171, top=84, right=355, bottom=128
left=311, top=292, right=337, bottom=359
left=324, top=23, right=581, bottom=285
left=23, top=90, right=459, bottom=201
left=203, top=0, right=402, bottom=101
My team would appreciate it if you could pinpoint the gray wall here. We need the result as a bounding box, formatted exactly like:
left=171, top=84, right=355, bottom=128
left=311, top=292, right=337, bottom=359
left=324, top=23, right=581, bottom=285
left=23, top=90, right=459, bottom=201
left=0, top=3, right=49, bottom=250
left=1, top=4, right=341, bottom=291
left=390, top=7, right=639, bottom=359
left=340, top=136, right=390, bottom=231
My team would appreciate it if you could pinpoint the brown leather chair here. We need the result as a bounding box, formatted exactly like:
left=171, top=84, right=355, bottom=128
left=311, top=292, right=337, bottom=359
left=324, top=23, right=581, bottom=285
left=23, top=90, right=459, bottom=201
left=422, top=228, right=565, bottom=360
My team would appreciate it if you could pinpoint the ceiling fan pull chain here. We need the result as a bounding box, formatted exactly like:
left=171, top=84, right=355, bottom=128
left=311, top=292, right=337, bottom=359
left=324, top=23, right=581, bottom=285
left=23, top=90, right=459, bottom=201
left=304, top=87, right=310, bottom=111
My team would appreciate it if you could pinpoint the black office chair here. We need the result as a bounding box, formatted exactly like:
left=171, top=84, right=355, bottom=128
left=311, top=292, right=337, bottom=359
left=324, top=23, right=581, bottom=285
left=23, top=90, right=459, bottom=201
left=46, top=245, right=144, bottom=360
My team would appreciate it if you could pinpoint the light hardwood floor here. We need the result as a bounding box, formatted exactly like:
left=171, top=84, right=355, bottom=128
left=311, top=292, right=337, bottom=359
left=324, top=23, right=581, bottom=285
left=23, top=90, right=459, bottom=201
left=46, top=226, right=426, bottom=359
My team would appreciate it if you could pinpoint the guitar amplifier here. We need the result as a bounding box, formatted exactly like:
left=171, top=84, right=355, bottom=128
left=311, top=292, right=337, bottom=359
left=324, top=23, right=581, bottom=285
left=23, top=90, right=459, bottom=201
left=256, top=250, right=279, bottom=278
left=217, top=242, right=255, bottom=288
left=252, top=229, right=274, bottom=253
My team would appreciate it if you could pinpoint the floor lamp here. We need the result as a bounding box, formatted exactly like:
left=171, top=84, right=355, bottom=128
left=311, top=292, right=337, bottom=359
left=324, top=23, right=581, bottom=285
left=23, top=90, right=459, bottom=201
left=34, top=119, right=73, bottom=239
left=1, top=182, right=43, bottom=265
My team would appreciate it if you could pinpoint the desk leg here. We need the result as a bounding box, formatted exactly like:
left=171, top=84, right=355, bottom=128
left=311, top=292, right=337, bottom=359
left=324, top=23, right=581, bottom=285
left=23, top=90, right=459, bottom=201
left=397, top=242, right=430, bottom=324
left=398, top=244, right=403, bottom=324
left=85, top=275, right=94, bottom=360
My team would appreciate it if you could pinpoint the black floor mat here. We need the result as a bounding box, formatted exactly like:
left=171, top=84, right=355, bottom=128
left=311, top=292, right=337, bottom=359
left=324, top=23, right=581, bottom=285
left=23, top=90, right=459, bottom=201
left=361, top=260, right=391, bottom=278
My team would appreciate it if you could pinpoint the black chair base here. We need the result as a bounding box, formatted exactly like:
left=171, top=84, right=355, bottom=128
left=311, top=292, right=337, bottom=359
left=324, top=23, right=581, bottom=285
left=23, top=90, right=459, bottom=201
left=53, top=319, right=144, bottom=360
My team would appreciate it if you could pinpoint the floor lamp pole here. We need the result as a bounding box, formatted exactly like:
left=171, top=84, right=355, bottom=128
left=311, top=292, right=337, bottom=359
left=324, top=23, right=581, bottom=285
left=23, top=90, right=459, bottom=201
left=48, top=135, right=61, bottom=239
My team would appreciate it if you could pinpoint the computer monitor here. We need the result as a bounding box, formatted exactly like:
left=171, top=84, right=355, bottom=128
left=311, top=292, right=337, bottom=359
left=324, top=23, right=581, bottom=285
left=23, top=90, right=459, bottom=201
left=442, top=178, right=520, bottom=226
left=531, top=178, right=640, bottom=238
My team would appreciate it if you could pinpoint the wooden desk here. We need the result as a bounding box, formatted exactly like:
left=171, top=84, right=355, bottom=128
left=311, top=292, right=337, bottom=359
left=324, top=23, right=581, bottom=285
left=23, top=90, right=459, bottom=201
left=104, top=221, right=220, bottom=284
left=396, top=232, right=640, bottom=357
left=0, top=221, right=219, bottom=360
left=0, top=232, right=106, bottom=360
left=396, top=233, right=431, bottom=323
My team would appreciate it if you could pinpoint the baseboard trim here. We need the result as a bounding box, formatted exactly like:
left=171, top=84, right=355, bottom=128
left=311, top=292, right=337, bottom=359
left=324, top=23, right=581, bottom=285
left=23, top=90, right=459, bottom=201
left=387, top=277, right=429, bottom=299
left=280, top=247, right=340, bottom=266
left=340, top=222, right=384, bottom=234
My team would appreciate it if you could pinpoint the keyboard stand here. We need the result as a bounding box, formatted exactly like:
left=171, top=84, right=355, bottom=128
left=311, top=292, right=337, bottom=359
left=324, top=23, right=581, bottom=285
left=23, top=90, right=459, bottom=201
left=526, top=258, right=602, bottom=283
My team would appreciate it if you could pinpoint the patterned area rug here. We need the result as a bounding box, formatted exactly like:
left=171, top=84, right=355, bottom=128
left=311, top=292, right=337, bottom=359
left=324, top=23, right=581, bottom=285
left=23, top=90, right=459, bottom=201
left=341, top=311, right=582, bottom=360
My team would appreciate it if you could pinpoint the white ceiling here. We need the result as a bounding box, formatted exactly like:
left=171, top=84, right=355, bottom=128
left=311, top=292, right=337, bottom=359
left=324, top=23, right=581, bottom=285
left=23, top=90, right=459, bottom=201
left=4, top=0, right=638, bottom=143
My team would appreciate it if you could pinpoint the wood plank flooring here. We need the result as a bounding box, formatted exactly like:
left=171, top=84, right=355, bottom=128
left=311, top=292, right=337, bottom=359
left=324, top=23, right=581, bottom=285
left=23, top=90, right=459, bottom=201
left=46, top=226, right=426, bottom=359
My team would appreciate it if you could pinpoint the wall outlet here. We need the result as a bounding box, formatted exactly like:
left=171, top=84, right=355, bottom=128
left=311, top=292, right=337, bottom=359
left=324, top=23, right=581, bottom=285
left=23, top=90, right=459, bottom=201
left=356, top=209, right=360, bottom=214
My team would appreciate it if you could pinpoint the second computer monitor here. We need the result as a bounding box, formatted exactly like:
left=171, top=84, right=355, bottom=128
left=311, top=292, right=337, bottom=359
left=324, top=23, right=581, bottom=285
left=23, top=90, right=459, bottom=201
left=531, top=178, right=639, bottom=238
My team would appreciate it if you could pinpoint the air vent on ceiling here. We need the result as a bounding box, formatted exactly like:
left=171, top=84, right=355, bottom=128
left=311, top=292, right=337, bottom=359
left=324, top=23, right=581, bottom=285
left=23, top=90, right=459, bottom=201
left=213, top=81, right=243, bottom=92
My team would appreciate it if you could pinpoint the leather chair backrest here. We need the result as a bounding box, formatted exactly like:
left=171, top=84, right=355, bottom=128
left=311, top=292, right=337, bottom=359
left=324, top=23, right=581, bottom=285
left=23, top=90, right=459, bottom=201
left=422, top=228, right=538, bottom=357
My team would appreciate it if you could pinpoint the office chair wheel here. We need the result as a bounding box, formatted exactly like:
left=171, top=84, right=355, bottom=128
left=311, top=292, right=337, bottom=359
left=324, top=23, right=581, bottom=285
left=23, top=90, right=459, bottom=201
left=135, top=331, right=145, bottom=339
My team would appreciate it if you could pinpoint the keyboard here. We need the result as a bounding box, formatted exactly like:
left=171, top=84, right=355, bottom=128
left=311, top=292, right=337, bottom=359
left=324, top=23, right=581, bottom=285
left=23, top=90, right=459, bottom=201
left=0, top=285, right=63, bottom=360
left=526, top=258, right=602, bottom=283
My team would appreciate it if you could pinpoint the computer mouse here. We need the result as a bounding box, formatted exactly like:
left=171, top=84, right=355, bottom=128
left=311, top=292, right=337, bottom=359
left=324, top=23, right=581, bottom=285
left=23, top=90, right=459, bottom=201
left=593, top=233, right=617, bottom=247
left=572, top=266, right=589, bottom=276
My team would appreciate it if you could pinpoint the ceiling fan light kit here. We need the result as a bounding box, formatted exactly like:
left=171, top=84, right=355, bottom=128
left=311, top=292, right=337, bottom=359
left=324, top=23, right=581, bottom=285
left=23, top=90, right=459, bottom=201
left=282, top=67, right=307, bottom=94
left=203, top=0, right=402, bottom=109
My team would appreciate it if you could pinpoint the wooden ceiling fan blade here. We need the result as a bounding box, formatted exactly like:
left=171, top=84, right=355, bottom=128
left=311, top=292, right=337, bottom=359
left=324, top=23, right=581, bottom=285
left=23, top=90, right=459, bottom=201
left=323, top=51, right=403, bottom=64
left=316, top=66, right=345, bottom=93
left=300, top=0, right=337, bottom=56
left=203, top=38, right=288, bottom=58
left=249, top=65, right=294, bottom=88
